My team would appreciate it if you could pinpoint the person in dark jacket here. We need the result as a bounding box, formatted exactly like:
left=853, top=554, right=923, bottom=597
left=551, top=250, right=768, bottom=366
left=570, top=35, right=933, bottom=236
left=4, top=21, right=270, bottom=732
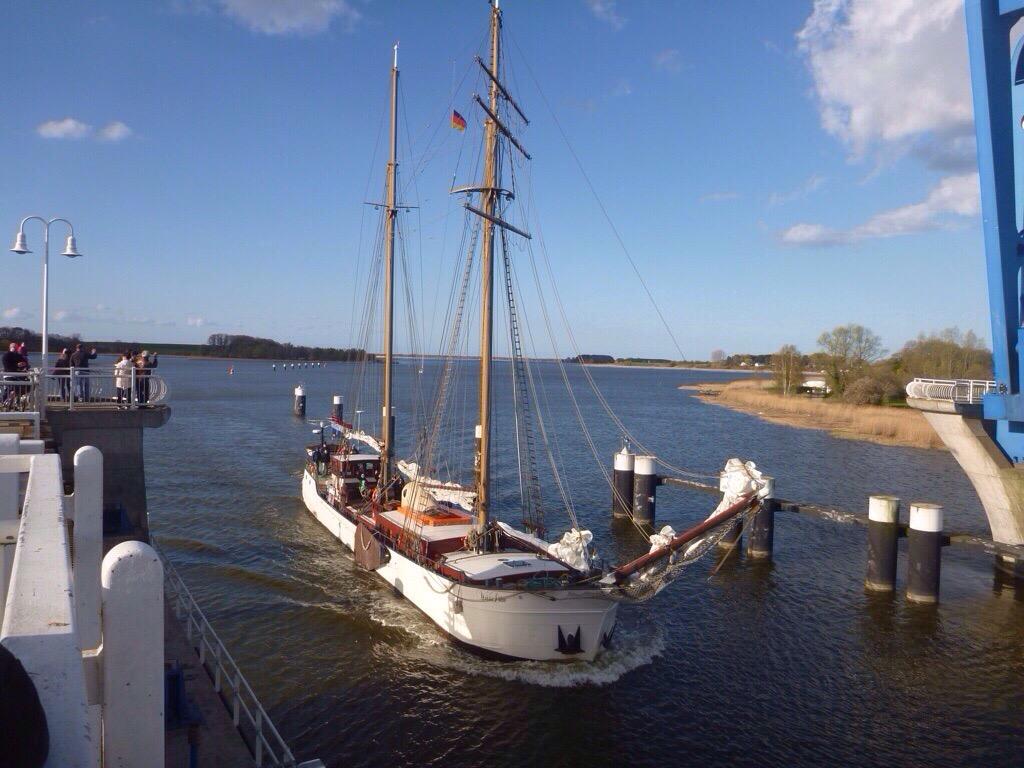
left=70, top=343, right=98, bottom=401
left=52, top=348, right=72, bottom=401
left=135, top=350, right=158, bottom=404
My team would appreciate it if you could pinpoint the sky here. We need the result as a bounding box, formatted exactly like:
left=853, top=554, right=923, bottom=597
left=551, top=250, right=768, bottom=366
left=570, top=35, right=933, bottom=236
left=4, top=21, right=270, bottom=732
left=0, top=0, right=994, bottom=359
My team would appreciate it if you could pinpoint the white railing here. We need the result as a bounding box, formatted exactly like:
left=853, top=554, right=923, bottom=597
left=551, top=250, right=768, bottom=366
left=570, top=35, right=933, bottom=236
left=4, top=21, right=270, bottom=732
left=905, top=377, right=997, bottom=404
left=1, top=367, right=168, bottom=413
left=0, top=439, right=165, bottom=767
left=159, top=548, right=310, bottom=768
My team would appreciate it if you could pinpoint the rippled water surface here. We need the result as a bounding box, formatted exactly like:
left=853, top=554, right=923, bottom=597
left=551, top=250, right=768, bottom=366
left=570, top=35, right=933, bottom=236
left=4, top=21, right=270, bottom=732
left=146, top=357, right=1024, bottom=768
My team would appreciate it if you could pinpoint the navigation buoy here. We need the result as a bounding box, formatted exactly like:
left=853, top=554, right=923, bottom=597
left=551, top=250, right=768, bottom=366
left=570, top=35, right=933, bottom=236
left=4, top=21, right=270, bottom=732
left=332, top=395, right=343, bottom=423
left=293, top=385, right=306, bottom=417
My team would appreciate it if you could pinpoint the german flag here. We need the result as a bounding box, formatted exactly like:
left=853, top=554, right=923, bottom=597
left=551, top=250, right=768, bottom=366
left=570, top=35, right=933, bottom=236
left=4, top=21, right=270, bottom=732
left=451, top=109, right=467, bottom=131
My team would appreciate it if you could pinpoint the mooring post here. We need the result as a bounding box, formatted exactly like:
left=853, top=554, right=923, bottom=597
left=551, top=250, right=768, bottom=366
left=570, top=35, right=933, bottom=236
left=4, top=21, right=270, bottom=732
left=612, top=448, right=634, bottom=518
left=293, top=385, right=306, bottom=417
left=865, top=495, right=900, bottom=592
left=746, top=476, right=775, bottom=559
left=906, top=502, right=943, bottom=604
left=632, top=455, right=657, bottom=526
left=332, top=394, right=343, bottom=423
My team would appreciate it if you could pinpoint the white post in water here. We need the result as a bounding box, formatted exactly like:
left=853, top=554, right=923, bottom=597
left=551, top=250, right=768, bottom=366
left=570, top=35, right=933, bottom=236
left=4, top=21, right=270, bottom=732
left=101, top=540, right=164, bottom=764
left=612, top=448, right=634, bottom=518
left=71, top=446, right=103, bottom=651
left=865, top=495, right=900, bottom=592
left=293, top=384, right=306, bottom=417
left=906, top=503, right=943, bottom=603
left=632, top=455, right=658, bottom=526
left=332, top=395, right=343, bottom=423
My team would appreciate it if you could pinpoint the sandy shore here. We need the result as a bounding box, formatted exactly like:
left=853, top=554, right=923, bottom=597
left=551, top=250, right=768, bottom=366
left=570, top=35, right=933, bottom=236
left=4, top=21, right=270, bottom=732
left=682, top=379, right=943, bottom=451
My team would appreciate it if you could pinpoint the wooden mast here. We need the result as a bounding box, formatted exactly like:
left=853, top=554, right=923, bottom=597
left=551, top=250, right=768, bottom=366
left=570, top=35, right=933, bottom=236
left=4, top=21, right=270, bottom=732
left=381, top=43, right=399, bottom=489
left=475, top=1, right=501, bottom=542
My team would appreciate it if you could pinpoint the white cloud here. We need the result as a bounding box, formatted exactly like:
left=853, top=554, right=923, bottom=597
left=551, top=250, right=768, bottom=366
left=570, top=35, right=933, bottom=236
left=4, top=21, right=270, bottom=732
left=769, top=174, right=826, bottom=206
left=186, top=315, right=206, bottom=327
left=585, top=0, right=625, bottom=30
left=53, top=310, right=72, bottom=322
left=652, top=49, right=683, bottom=74
left=2, top=307, right=27, bottom=320
left=781, top=172, right=979, bottom=245
left=98, top=121, right=133, bottom=142
left=36, top=117, right=92, bottom=140
left=608, top=77, right=632, bottom=98
left=218, top=0, right=360, bottom=35
left=797, top=0, right=973, bottom=167
left=701, top=191, right=740, bottom=203
left=52, top=305, right=175, bottom=327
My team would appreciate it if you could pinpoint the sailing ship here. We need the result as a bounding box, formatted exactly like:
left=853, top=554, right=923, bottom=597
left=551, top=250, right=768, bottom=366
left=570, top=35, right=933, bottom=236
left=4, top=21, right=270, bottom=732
left=301, top=0, right=769, bottom=662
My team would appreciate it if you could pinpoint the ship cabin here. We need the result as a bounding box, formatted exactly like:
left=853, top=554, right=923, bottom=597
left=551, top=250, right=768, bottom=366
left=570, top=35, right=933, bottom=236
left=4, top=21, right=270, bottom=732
left=324, top=451, right=381, bottom=506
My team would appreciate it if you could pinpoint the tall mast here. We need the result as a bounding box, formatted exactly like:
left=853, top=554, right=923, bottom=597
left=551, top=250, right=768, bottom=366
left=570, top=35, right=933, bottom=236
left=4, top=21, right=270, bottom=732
left=381, top=43, right=399, bottom=489
left=475, top=2, right=501, bottom=539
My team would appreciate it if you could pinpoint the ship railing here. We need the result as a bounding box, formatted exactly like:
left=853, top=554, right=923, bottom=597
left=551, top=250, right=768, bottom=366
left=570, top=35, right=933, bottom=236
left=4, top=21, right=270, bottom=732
left=905, top=378, right=997, bottom=404
left=0, top=439, right=165, bottom=767
left=158, top=547, right=311, bottom=768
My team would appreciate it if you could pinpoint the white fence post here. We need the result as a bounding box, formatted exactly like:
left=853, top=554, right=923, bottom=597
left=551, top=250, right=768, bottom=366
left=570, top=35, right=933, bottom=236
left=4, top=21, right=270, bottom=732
left=102, top=541, right=165, bottom=766
left=72, top=447, right=103, bottom=652
left=0, top=434, right=20, bottom=629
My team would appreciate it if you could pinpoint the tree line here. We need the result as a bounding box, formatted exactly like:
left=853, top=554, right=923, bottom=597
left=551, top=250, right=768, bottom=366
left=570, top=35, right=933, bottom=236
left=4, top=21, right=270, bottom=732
left=0, top=327, right=370, bottom=362
left=772, top=325, right=992, bottom=405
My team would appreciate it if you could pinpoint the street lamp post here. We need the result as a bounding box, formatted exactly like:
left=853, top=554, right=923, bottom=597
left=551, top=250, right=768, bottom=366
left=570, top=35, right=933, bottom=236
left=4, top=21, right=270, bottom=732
left=10, top=216, right=83, bottom=372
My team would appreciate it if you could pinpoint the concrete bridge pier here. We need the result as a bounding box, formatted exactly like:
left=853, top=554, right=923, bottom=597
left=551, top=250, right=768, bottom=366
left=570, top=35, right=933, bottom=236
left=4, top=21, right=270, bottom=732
left=45, top=406, right=171, bottom=543
left=907, top=391, right=1024, bottom=580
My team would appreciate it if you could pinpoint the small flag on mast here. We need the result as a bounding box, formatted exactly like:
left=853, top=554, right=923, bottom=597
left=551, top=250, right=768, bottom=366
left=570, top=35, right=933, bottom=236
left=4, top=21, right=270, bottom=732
left=451, top=109, right=467, bottom=131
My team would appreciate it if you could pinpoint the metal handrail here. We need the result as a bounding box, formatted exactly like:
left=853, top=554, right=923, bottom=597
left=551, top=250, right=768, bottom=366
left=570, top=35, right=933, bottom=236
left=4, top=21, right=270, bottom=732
left=905, top=377, right=997, bottom=404
left=156, top=546, right=299, bottom=768
left=1, top=367, right=168, bottom=412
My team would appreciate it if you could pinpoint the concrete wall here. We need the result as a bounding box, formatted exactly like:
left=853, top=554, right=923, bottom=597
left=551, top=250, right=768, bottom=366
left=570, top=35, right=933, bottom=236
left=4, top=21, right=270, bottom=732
left=45, top=407, right=170, bottom=541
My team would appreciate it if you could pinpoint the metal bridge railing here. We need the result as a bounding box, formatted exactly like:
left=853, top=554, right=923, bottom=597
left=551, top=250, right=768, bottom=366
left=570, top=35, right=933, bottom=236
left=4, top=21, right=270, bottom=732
left=158, top=547, right=312, bottom=768
left=1, top=367, right=168, bottom=413
left=905, top=378, right=997, bottom=404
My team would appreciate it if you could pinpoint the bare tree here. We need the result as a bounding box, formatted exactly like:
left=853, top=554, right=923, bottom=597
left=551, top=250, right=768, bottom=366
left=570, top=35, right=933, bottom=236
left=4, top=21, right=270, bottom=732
left=773, top=344, right=802, bottom=396
left=817, top=324, right=884, bottom=395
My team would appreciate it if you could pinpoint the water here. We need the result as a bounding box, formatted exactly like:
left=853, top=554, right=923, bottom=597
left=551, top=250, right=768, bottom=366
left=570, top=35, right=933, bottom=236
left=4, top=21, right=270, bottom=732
left=146, top=357, right=1024, bottom=767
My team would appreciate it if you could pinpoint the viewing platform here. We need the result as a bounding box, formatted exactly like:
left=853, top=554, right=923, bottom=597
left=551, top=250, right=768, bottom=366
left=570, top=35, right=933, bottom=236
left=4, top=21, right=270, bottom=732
left=906, top=377, right=1024, bottom=576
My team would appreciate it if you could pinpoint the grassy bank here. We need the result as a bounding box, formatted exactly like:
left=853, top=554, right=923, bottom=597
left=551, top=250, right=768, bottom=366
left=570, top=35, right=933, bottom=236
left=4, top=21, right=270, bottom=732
left=684, top=379, right=942, bottom=450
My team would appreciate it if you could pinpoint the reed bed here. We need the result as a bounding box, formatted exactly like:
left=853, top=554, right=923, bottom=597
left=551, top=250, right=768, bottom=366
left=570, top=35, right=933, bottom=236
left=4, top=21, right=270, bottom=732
left=691, top=379, right=943, bottom=450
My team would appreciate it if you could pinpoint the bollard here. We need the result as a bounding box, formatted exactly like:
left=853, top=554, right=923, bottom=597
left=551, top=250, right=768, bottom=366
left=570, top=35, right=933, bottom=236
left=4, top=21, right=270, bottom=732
left=612, top=448, right=634, bottom=518
left=293, top=385, right=306, bottom=417
left=746, top=476, right=776, bottom=559
left=72, top=446, right=103, bottom=651
left=865, top=495, right=900, bottom=592
left=102, top=541, right=165, bottom=765
left=332, top=395, right=343, bottom=423
left=632, top=455, right=657, bottom=526
left=906, top=503, right=943, bottom=604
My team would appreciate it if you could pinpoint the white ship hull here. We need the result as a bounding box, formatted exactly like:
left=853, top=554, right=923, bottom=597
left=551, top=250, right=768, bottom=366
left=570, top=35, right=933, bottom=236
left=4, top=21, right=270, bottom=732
left=302, top=470, right=619, bottom=661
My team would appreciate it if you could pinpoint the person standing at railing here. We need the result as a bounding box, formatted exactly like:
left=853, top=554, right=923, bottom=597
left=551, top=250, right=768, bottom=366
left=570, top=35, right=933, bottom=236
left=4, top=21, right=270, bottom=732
left=70, top=343, right=98, bottom=402
left=114, top=352, right=133, bottom=406
left=52, top=348, right=71, bottom=402
left=134, top=350, right=158, bottom=404
left=2, top=342, right=31, bottom=407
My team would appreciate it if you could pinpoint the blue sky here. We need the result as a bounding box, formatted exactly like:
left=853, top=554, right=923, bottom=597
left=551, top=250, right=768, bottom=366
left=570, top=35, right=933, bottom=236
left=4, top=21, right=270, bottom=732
left=0, top=0, right=990, bottom=359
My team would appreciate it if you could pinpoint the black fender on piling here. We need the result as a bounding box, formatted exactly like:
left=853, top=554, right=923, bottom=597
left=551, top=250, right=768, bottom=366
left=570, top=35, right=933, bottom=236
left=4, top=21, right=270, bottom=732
left=332, top=395, right=343, bottom=423
left=632, top=455, right=657, bottom=526
left=906, top=503, right=943, bottom=604
left=865, top=495, right=900, bottom=592
left=612, top=449, right=634, bottom=518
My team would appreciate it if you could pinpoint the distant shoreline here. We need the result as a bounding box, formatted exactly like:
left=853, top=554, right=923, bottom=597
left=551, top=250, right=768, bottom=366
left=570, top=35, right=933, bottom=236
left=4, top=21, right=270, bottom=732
left=682, top=379, right=943, bottom=450
left=585, top=363, right=763, bottom=373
